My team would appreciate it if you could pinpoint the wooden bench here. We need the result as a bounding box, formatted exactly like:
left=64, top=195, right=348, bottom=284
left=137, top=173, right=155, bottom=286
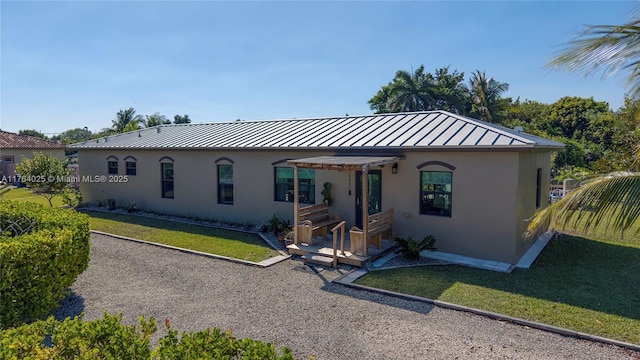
left=295, top=203, right=341, bottom=245
left=349, top=208, right=394, bottom=255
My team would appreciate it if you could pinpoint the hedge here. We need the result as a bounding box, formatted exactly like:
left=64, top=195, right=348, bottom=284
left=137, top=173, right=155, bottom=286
left=0, top=200, right=90, bottom=329
left=0, top=313, right=297, bottom=360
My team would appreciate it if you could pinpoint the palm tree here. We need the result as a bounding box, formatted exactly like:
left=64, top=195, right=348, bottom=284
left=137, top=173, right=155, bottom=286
left=111, top=108, right=143, bottom=133
left=144, top=112, right=171, bottom=127
left=528, top=14, right=640, bottom=239
left=432, top=66, right=468, bottom=114
left=468, top=70, right=509, bottom=122
left=386, top=65, right=436, bottom=112
left=547, top=18, right=640, bottom=98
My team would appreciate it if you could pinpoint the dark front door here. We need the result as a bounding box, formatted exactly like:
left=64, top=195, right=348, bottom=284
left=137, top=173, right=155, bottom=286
left=355, top=170, right=382, bottom=228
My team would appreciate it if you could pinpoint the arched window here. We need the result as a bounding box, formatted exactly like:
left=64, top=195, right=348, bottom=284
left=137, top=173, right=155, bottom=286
left=417, top=161, right=455, bottom=217
left=216, top=157, right=234, bottom=205
left=159, top=157, right=174, bottom=199
left=124, top=156, right=137, bottom=176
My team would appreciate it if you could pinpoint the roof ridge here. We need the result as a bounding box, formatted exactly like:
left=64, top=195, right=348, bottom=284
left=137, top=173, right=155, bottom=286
left=438, top=110, right=534, bottom=144
left=68, top=111, right=564, bottom=150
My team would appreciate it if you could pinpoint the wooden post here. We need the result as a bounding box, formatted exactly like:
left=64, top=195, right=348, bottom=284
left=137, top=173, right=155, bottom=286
left=293, top=165, right=299, bottom=245
left=362, top=166, right=369, bottom=257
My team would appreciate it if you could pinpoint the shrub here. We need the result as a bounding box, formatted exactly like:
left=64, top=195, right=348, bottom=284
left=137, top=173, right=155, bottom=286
left=0, top=200, right=90, bottom=329
left=394, top=235, right=437, bottom=260
left=156, top=318, right=295, bottom=359
left=0, top=313, right=296, bottom=360
left=61, top=188, right=83, bottom=208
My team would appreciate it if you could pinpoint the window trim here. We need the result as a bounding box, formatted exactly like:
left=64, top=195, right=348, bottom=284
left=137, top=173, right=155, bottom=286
left=536, top=168, right=542, bottom=208
left=126, top=161, right=137, bottom=176
left=217, top=164, right=233, bottom=205
left=161, top=162, right=174, bottom=199
left=108, top=161, right=118, bottom=175
left=419, top=170, right=453, bottom=217
left=274, top=167, right=315, bottom=204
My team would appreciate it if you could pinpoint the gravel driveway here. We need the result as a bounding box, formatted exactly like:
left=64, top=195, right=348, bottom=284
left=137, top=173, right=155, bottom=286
left=55, top=233, right=639, bottom=360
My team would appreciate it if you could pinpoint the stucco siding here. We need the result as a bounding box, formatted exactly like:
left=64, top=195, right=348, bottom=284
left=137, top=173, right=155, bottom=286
left=0, top=149, right=66, bottom=178
left=79, top=148, right=534, bottom=263
left=515, top=151, right=553, bottom=258
left=384, top=151, right=520, bottom=263
left=0, top=149, right=66, bottom=162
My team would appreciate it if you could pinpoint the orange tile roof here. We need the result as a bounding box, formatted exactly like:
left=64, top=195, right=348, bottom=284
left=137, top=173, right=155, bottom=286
left=0, top=130, right=65, bottom=149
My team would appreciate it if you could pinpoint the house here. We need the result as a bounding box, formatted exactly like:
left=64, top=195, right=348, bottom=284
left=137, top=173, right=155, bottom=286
left=0, top=130, right=66, bottom=181
left=69, top=111, right=564, bottom=266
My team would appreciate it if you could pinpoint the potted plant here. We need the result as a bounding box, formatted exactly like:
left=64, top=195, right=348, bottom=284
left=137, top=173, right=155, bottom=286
left=125, top=200, right=137, bottom=213
left=106, top=198, right=116, bottom=211
left=321, top=182, right=333, bottom=206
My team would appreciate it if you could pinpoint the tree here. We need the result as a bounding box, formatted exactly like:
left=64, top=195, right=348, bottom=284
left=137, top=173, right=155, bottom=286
left=548, top=96, right=609, bottom=139
left=368, top=83, right=394, bottom=114
left=18, top=129, right=48, bottom=140
left=431, top=66, right=468, bottom=114
left=385, top=65, right=436, bottom=112
left=52, top=127, right=93, bottom=144
left=504, top=98, right=551, bottom=133
left=592, top=97, right=640, bottom=172
left=173, top=114, right=191, bottom=124
left=15, top=152, right=71, bottom=207
left=144, top=113, right=171, bottom=127
left=468, top=70, right=509, bottom=123
left=368, top=65, right=468, bottom=114
left=111, top=108, right=143, bottom=133
left=529, top=14, right=640, bottom=238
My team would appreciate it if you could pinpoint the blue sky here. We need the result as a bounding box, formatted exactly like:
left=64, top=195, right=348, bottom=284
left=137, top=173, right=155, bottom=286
left=1, top=1, right=633, bottom=135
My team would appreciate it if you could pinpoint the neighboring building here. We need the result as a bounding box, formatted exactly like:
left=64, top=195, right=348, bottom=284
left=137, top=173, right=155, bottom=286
left=69, top=111, right=564, bottom=265
left=0, top=130, right=66, bottom=180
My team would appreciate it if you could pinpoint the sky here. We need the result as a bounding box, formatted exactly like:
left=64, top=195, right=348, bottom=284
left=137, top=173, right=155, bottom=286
left=0, top=1, right=634, bottom=135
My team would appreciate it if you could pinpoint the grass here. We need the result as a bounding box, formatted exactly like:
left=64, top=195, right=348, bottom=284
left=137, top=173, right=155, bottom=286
left=357, top=233, right=640, bottom=345
left=0, top=187, right=64, bottom=207
left=1, top=187, right=279, bottom=263
left=86, top=211, right=279, bottom=263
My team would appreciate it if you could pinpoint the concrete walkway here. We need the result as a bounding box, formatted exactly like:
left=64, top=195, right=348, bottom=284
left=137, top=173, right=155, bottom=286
left=54, top=233, right=639, bottom=360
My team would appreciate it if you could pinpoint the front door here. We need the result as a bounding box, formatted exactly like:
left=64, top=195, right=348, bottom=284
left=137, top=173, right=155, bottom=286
left=1, top=156, right=14, bottom=178
left=355, top=170, right=382, bottom=228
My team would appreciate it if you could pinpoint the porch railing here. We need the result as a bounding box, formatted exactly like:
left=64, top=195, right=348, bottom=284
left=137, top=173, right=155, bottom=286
left=331, top=221, right=346, bottom=268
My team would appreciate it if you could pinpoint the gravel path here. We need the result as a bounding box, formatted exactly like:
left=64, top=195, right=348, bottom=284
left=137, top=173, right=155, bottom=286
left=55, top=233, right=639, bottom=360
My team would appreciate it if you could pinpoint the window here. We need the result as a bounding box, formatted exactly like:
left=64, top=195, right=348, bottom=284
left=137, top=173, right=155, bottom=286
left=420, top=171, right=452, bottom=217
left=161, top=163, right=174, bottom=198
left=536, top=168, right=542, bottom=208
left=108, top=161, right=118, bottom=175
left=4, top=157, right=13, bottom=164
left=217, top=164, right=233, bottom=204
left=126, top=161, right=137, bottom=176
left=274, top=167, right=315, bottom=204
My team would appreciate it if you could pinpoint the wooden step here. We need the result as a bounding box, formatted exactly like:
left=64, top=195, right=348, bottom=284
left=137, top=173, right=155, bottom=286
left=302, top=254, right=334, bottom=267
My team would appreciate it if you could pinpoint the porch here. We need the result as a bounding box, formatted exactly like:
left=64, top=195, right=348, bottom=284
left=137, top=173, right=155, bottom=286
left=286, top=234, right=395, bottom=267
left=287, top=155, right=401, bottom=268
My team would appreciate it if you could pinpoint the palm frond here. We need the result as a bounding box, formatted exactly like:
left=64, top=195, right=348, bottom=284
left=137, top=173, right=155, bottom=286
left=527, top=172, right=640, bottom=239
left=548, top=20, right=640, bottom=98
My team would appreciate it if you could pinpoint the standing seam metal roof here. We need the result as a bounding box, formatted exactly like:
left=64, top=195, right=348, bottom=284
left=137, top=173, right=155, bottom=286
left=69, top=111, right=564, bottom=150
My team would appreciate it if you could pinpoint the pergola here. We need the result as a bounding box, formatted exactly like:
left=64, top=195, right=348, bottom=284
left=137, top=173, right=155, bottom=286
left=287, top=155, right=399, bottom=255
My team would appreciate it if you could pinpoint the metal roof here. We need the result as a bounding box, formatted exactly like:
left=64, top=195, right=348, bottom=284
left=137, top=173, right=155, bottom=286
left=69, top=111, right=564, bottom=151
left=288, top=156, right=399, bottom=171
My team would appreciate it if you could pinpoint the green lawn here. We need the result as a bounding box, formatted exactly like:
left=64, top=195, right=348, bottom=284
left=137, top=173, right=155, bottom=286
left=0, top=187, right=64, bottom=207
left=1, top=188, right=279, bottom=263
left=357, top=234, right=640, bottom=345
left=86, top=211, right=279, bottom=263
